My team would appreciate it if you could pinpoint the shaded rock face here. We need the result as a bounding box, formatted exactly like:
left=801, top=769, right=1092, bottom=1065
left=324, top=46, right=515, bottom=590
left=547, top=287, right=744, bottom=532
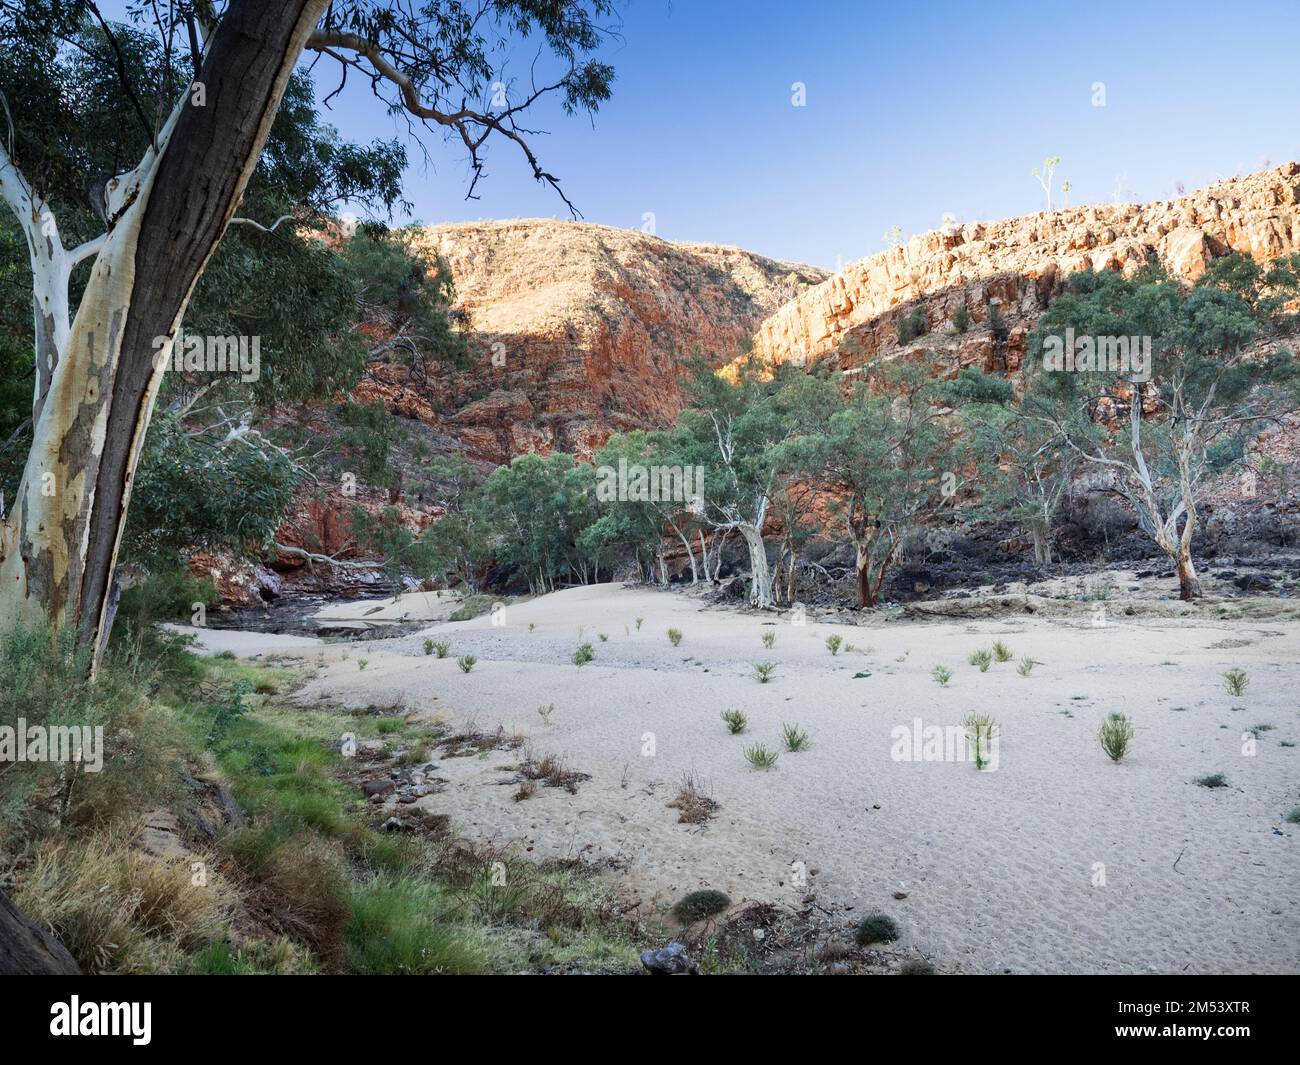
left=0, top=888, right=80, bottom=975
left=395, top=219, right=828, bottom=463
left=748, top=164, right=1300, bottom=374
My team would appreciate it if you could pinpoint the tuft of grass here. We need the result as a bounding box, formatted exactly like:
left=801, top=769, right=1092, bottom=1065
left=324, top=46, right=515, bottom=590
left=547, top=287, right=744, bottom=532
left=536, top=704, right=554, bottom=726
left=753, top=662, right=777, bottom=684
left=854, top=912, right=899, bottom=946
left=666, top=628, right=683, bottom=647
left=1017, top=657, right=1038, bottom=677
left=1194, top=772, right=1228, bottom=789
left=1222, top=668, right=1249, bottom=697
left=374, top=717, right=403, bottom=735
left=672, top=888, right=731, bottom=924
left=968, top=648, right=992, bottom=672
left=1285, top=806, right=1300, bottom=824
left=431, top=641, right=451, bottom=659
left=761, top=630, right=776, bottom=649
left=357, top=658, right=369, bottom=671
left=634, top=617, right=644, bottom=631
left=931, top=664, right=953, bottom=687
left=422, top=639, right=435, bottom=656
left=513, top=779, right=537, bottom=802
left=597, top=633, right=608, bottom=642
left=991, top=640, right=1013, bottom=662
left=457, top=655, right=476, bottom=674
left=345, top=875, right=486, bottom=974
left=961, top=712, right=999, bottom=770
left=1098, top=712, right=1134, bottom=762
left=720, top=708, right=748, bottom=735
left=825, top=634, right=843, bottom=656
left=781, top=722, right=810, bottom=752
left=743, top=743, right=779, bottom=770
left=572, top=642, right=595, bottom=667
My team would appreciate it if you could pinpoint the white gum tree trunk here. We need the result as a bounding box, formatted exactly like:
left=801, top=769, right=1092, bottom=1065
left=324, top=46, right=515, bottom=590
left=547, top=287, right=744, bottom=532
left=0, top=0, right=329, bottom=665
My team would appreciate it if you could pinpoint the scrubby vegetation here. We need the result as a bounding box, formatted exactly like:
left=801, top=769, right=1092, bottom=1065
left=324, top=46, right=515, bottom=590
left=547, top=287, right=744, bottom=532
left=0, top=619, right=638, bottom=975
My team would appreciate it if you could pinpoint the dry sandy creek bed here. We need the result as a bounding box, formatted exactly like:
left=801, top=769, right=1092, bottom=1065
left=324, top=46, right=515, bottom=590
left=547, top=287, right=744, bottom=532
left=174, top=578, right=1300, bottom=974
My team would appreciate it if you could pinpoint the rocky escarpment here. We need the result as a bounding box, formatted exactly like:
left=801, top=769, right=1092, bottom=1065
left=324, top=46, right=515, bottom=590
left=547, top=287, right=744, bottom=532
left=362, top=220, right=827, bottom=464
left=748, top=163, right=1300, bottom=376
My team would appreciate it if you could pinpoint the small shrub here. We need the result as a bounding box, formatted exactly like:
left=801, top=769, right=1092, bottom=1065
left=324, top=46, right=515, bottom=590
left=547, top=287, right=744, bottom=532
left=753, top=662, right=776, bottom=683
left=635, top=617, right=645, bottom=631
left=513, top=780, right=537, bottom=802
left=721, top=709, right=748, bottom=735
left=854, top=912, right=899, bottom=946
left=968, top=648, right=992, bottom=672
left=743, top=743, right=779, bottom=770
left=1286, top=806, right=1300, bottom=824
left=432, top=641, right=451, bottom=659
left=1222, top=669, right=1249, bottom=697
left=781, top=722, right=810, bottom=752
left=826, top=634, right=843, bottom=656
left=952, top=304, right=971, bottom=333
left=422, top=639, right=435, bottom=656
left=1017, top=657, right=1038, bottom=677
left=931, top=665, right=953, bottom=686
left=667, top=628, right=683, bottom=647
left=597, top=633, right=608, bottom=642
left=1098, top=712, right=1134, bottom=762
left=761, top=630, right=776, bottom=649
left=536, top=704, right=554, bottom=725
left=457, top=655, right=476, bottom=674
left=991, top=640, right=1013, bottom=663
left=572, top=642, right=595, bottom=667
left=899, top=958, right=935, bottom=975
left=1194, top=773, right=1228, bottom=789
left=358, top=658, right=369, bottom=671
left=672, top=889, right=731, bottom=924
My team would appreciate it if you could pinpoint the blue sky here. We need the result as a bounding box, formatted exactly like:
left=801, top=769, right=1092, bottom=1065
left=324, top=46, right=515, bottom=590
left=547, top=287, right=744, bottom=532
left=111, top=1, right=1300, bottom=269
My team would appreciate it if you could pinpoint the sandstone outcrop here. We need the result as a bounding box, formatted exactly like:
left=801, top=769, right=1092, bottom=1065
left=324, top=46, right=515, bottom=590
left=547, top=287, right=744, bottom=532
left=376, top=219, right=827, bottom=463
left=748, top=163, right=1300, bottom=375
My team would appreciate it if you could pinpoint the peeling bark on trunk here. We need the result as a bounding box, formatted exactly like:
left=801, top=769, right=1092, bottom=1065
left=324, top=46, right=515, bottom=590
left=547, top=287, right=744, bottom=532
left=0, top=0, right=329, bottom=664
left=1175, top=548, right=1201, bottom=602
left=738, top=523, right=773, bottom=608
left=1030, top=523, right=1052, bottom=566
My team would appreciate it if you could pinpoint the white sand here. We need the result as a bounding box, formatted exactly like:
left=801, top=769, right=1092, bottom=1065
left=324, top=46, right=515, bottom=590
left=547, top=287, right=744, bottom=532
left=308, top=589, right=466, bottom=628
left=164, top=623, right=323, bottom=656
left=277, top=582, right=1299, bottom=974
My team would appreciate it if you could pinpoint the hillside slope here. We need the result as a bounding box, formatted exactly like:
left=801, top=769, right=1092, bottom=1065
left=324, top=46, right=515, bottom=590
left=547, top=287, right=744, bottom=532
left=356, top=220, right=827, bottom=464
left=746, top=163, right=1300, bottom=377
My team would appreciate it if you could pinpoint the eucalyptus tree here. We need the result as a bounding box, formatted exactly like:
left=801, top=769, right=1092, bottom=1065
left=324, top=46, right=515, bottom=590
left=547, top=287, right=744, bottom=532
left=815, top=363, right=962, bottom=608
left=677, top=358, right=833, bottom=608
left=0, top=0, right=616, bottom=663
left=1030, top=255, right=1300, bottom=599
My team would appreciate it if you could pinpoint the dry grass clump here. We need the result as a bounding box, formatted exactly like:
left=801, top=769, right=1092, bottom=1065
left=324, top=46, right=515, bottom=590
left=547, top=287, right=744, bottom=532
left=667, top=772, right=720, bottom=824
left=13, top=825, right=236, bottom=973
left=519, top=751, right=591, bottom=794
